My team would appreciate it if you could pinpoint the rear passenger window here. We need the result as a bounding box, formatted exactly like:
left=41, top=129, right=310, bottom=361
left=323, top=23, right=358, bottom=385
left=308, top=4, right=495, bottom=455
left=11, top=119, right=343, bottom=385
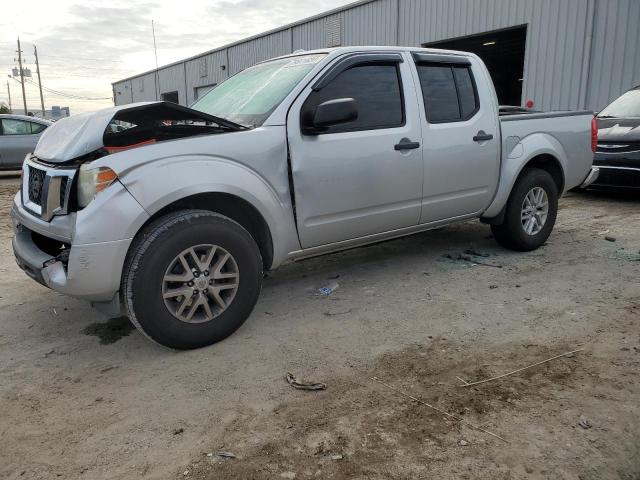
left=417, top=66, right=459, bottom=123
left=303, top=64, right=404, bottom=133
left=417, top=64, right=479, bottom=123
left=453, top=68, right=477, bottom=119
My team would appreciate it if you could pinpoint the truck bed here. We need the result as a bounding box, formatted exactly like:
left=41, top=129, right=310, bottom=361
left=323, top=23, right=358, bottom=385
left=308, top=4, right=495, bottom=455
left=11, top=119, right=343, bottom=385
left=500, top=110, right=594, bottom=191
left=481, top=109, right=594, bottom=219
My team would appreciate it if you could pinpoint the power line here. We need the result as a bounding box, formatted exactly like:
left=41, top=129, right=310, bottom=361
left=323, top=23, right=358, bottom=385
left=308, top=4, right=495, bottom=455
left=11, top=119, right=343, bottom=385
left=2, top=62, right=121, bottom=72
left=2, top=50, right=122, bottom=64
left=40, top=73, right=117, bottom=79
left=25, top=79, right=111, bottom=100
left=32, top=53, right=122, bottom=64
left=6, top=39, right=115, bottom=106
left=11, top=76, right=111, bottom=100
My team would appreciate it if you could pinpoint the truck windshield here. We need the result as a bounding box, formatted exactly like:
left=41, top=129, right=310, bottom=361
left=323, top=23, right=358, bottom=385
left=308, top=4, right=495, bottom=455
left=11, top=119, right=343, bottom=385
left=191, top=54, right=326, bottom=128
left=598, top=88, right=640, bottom=118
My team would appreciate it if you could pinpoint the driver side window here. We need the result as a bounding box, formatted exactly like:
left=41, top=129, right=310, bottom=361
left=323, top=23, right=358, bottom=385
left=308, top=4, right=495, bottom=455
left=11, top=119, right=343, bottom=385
left=302, top=63, right=405, bottom=134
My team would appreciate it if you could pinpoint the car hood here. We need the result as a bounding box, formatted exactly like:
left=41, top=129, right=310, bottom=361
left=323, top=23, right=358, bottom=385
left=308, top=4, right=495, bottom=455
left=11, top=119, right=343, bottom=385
left=596, top=117, right=640, bottom=143
left=34, top=101, right=242, bottom=163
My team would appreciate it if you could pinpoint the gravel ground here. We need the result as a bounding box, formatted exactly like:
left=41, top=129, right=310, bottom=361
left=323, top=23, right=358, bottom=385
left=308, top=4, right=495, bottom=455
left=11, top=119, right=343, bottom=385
left=0, top=176, right=638, bottom=480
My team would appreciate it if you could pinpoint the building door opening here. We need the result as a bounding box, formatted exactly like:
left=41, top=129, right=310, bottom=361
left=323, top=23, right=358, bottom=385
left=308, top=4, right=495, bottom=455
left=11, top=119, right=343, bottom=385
left=161, top=91, right=179, bottom=104
left=194, top=84, right=216, bottom=101
left=425, top=25, right=527, bottom=106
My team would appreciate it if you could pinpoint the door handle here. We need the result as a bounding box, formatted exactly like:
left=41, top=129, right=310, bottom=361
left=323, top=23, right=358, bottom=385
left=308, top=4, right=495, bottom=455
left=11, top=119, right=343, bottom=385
left=473, top=131, right=494, bottom=142
left=394, top=138, right=420, bottom=151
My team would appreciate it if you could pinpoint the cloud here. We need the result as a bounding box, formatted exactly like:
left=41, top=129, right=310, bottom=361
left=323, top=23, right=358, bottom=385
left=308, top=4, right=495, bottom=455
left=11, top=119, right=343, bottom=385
left=0, top=0, right=352, bottom=113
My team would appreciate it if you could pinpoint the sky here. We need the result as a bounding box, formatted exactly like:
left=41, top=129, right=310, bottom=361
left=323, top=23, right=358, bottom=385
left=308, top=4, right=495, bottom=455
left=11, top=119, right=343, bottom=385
left=0, top=0, right=353, bottom=114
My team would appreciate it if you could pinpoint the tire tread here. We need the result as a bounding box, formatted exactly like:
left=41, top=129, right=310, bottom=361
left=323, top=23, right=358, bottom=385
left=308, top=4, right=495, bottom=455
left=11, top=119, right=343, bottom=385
left=491, top=168, right=558, bottom=252
left=121, top=210, right=262, bottom=349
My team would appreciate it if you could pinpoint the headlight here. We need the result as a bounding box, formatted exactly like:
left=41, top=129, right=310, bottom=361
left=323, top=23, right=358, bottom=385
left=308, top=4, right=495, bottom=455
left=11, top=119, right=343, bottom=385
left=77, top=164, right=118, bottom=207
left=21, top=154, right=31, bottom=182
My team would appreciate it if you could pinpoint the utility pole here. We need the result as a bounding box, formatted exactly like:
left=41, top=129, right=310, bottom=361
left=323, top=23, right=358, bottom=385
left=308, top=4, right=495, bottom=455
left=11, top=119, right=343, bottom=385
left=16, top=37, right=27, bottom=114
left=33, top=45, right=45, bottom=117
left=6, top=81, right=12, bottom=113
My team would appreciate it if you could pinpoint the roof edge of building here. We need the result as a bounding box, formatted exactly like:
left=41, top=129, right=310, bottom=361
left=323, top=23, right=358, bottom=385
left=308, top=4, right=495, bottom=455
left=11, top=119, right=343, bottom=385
left=112, top=0, right=376, bottom=85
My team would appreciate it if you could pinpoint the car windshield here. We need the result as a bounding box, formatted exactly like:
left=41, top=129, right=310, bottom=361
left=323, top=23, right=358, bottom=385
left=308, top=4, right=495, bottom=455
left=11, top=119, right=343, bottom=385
left=598, top=88, right=640, bottom=118
left=190, top=54, right=326, bottom=128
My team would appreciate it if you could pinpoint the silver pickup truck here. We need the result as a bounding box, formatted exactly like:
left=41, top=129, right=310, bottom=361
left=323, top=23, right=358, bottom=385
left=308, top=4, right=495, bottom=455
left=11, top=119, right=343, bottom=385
left=11, top=46, right=599, bottom=349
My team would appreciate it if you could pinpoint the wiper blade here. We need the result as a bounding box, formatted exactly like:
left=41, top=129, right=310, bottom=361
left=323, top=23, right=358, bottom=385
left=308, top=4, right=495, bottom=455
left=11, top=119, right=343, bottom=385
left=597, top=115, right=618, bottom=119
left=213, top=116, right=250, bottom=131
left=162, top=103, right=248, bottom=131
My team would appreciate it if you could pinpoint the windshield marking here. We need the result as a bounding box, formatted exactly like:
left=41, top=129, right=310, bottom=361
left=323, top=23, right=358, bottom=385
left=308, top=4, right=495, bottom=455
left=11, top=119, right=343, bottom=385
left=190, top=53, right=326, bottom=128
left=233, top=63, right=293, bottom=115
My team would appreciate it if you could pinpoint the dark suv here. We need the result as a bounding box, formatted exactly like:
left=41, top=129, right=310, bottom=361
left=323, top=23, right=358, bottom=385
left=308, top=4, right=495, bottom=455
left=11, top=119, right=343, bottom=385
left=592, top=85, right=640, bottom=189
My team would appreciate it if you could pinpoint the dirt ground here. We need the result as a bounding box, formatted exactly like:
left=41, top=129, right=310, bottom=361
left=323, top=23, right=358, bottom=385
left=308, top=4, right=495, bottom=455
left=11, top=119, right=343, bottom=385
left=0, top=174, right=638, bottom=480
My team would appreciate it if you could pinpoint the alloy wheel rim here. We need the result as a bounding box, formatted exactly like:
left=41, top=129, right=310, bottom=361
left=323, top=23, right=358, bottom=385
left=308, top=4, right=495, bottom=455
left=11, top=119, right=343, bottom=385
left=521, top=186, right=549, bottom=236
left=162, top=244, right=239, bottom=323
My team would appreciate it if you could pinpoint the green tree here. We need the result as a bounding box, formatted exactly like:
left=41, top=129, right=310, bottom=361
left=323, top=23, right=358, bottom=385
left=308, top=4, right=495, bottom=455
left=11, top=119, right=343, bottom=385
left=0, top=102, right=9, bottom=114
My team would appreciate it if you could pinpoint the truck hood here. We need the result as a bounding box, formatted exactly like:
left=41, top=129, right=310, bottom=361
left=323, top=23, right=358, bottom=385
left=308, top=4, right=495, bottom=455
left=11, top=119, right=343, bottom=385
left=596, top=117, right=640, bottom=143
left=34, top=101, right=245, bottom=163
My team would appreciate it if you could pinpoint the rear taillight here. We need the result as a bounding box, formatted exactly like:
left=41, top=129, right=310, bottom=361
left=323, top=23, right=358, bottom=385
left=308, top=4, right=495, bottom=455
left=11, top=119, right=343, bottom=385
left=591, top=117, right=598, bottom=153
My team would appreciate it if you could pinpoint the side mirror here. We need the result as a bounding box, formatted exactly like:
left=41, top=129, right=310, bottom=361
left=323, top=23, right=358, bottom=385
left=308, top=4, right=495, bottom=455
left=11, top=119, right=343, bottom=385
left=303, top=98, right=358, bottom=134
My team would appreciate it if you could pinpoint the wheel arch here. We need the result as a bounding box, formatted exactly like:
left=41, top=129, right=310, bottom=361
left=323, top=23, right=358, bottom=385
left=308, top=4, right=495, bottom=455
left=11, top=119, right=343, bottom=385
left=520, top=153, right=565, bottom=194
left=482, top=128, right=571, bottom=223
left=482, top=151, right=565, bottom=225
left=134, top=192, right=274, bottom=270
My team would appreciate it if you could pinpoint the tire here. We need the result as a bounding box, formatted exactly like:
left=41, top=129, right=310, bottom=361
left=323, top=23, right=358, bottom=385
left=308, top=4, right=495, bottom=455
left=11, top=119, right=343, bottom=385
left=122, top=210, right=263, bottom=349
left=491, top=168, right=558, bottom=251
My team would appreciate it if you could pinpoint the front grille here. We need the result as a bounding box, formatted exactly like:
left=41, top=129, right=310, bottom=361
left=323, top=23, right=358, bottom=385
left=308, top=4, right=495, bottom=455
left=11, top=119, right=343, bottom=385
left=23, top=159, right=77, bottom=221
left=596, top=143, right=640, bottom=153
left=59, top=177, right=68, bottom=207
left=28, top=166, right=46, bottom=206
left=593, top=168, right=640, bottom=188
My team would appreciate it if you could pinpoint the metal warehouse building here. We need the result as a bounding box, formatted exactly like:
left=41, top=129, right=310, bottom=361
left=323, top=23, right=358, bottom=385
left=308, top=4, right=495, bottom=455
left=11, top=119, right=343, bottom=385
left=113, top=0, right=640, bottom=112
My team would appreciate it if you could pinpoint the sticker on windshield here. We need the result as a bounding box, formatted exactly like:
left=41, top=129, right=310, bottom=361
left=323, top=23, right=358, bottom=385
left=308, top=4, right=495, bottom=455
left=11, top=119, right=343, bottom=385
left=283, top=54, right=326, bottom=67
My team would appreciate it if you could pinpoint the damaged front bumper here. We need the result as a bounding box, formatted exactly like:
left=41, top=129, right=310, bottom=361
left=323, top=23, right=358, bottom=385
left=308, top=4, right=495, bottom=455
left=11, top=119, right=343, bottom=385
left=11, top=181, right=148, bottom=317
left=11, top=215, right=131, bottom=317
left=11, top=218, right=130, bottom=300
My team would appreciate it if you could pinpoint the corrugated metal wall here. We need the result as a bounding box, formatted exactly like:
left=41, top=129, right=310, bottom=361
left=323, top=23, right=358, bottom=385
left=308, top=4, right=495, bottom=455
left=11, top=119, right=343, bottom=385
left=113, top=0, right=639, bottom=112
left=398, top=0, right=594, bottom=111
left=292, top=13, right=340, bottom=50
left=586, top=0, right=640, bottom=110
left=131, top=72, right=158, bottom=103
left=185, top=49, right=229, bottom=105
left=156, top=63, right=188, bottom=104
left=113, top=79, right=133, bottom=105
left=291, top=0, right=398, bottom=50
left=228, top=30, right=293, bottom=75
left=342, top=0, right=398, bottom=46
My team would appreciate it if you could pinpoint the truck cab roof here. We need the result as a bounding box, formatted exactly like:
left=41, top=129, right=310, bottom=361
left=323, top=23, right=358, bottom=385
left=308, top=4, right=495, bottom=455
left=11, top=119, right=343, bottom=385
left=267, top=45, right=476, bottom=62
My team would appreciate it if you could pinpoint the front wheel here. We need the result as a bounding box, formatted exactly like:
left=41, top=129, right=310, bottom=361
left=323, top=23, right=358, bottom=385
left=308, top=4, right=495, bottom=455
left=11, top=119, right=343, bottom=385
left=122, top=210, right=263, bottom=349
left=491, top=168, right=558, bottom=251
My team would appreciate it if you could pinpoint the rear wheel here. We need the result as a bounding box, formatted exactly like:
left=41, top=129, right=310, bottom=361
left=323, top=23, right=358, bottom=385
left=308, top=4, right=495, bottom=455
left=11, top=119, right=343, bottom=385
left=122, top=210, right=262, bottom=349
left=491, top=168, right=558, bottom=251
